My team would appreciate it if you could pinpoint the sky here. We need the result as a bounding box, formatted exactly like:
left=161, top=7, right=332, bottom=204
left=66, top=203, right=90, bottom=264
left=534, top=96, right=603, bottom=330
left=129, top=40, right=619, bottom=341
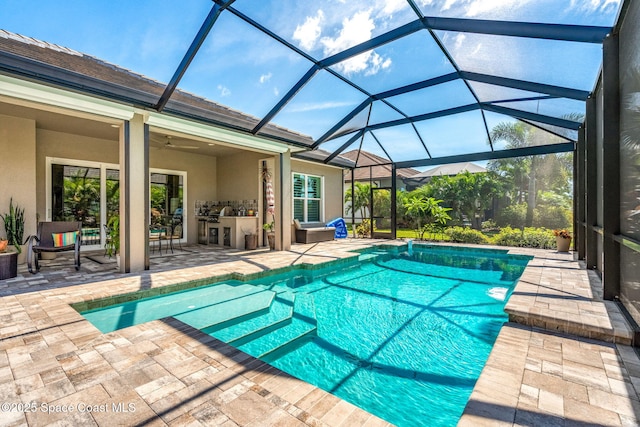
left=0, top=0, right=622, bottom=164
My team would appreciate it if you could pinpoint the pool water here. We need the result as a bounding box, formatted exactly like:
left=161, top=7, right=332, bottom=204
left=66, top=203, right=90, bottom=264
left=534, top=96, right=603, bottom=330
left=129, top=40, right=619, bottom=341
left=80, top=245, right=530, bottom=426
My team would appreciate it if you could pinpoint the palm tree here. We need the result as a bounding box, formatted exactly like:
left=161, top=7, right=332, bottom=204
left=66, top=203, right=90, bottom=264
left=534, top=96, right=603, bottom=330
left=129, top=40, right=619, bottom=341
left=344, top=181, right=371, bottom=219
left=489, top=122, right=539, bottom=226
left=403, top=195, right=451, bottom=239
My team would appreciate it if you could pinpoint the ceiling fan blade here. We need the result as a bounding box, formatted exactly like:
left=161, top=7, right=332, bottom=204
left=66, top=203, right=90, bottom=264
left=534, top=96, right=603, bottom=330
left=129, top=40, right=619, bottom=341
left=167, top=143, right=199, bottom=149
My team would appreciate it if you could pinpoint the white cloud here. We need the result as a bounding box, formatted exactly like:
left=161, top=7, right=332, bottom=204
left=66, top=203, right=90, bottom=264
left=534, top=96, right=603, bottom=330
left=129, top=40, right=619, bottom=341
left=441, top=0, right=459, bottom=11
left=453, top=33, right=482, bottom=57
left=259, top=72, right=272, bottom=84
left=320, top=10, right=392, bottom=76
left=471, top=43, right=482, bottom=56
left=420, top=0, right=535, bottom=17
left=274, top=87, right=280, bottom=97
left=364, top=52, right=392, bottom=76
left=217, top=85, right=231, bottom=97
left=288, top=100, right=356, bottom=113
left=426, top=0, right=618, bottom=18
left=321, top=11, right=375, bottom=55
left=293, top=9, right=325, bottom=51
left=381, top=0, right=409, bottom=15
left=466, top=0, right=524, bottom=16
left=454, top=33, right=466, bottom=50
left=570, top=0, right=620, bottom=12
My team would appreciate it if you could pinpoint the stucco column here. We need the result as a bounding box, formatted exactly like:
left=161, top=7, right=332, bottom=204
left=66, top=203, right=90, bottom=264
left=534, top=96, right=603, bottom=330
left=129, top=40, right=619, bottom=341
left=119, top=114, right=149, bottom=272
left=0, top=115, right=37, bottom=241
left=276, top=151, right=291, bottom=250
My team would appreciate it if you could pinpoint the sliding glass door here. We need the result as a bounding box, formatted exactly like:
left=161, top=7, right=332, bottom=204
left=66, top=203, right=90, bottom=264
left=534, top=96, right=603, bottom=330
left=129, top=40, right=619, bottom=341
left=51, top=164, right=104, bottom=247
left=47, top=158, right=185, bottom=250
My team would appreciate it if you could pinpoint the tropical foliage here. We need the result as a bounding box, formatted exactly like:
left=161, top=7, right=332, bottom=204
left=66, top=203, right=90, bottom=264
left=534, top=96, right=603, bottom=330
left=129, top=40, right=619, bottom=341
left=444, top=226, right=490, bottom=244
left=104, top=214, right=119, bottom=257
left=345, top=118, right=575, bottom=247
left=355, top=219, right=373, bottom=238
left=488, top=121, right=574, bottom=229
left=344, top=182, right=371, bottom=219
left=402, top=195, right=451, bottom=240
left=493, top=227, right=556, bottom=248
left=1, top=198, right=26, bottom=253
left=418, top=171, right=504, bottom=229
left=60, top=168, right=100, bottom=226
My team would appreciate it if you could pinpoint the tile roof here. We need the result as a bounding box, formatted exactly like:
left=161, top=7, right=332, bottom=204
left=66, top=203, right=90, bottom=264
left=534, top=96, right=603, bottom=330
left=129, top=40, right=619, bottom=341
left=0, top=30, right=313, bottom=146
left=411, top=162, right=487, bottom=178
left=341, top=150, right=421, bottom=181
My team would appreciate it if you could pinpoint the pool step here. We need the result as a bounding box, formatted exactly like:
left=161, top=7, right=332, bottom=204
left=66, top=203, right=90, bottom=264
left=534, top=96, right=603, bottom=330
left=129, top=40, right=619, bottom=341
left=259, top=328, right=316, bottom=363
left=358, top=253, right=379, bottom=262
left=238, top=293, right=317, bottom=360
left=207, top=291, right=296, bottom=345
left=81, top=282, right=262, bottom=333
left=175, top=286, right=275, bottom=330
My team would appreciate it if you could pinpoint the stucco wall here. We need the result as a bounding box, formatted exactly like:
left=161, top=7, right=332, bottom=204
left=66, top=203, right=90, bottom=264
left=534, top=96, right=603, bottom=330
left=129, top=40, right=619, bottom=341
left=291, top=158, right=344, bottom=222
left=216, top=151, right=264, bottom=201
left=35, top=128, right=217, bottom=244
left=0, top=114, right=37, bottom=240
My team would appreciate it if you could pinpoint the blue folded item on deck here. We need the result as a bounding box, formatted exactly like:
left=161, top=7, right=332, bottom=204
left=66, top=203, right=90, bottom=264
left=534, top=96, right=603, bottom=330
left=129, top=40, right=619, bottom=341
left=326, top=218, right=347, bottom=238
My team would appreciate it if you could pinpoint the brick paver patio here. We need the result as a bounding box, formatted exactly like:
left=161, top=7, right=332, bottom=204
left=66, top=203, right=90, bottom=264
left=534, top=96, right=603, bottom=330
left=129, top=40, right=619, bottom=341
left=1, top=240, right=638, bottom=426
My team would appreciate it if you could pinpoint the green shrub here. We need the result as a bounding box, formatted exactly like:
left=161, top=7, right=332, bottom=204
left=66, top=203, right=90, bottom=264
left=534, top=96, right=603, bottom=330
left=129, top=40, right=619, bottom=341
left=533, top=205, right=572, bottom=230
left=444, top=226, right=490, bottom=244
left=491, top=226, right=523, bottom=247
left=481, top=219, right=499, bottom=232
left=522, top=227, right=556, bottom=249
left=492, top=226, right=555, bottom=249
left=355, top=219, right=373, bottom=238
left=495, top=203, right=527, bottom=228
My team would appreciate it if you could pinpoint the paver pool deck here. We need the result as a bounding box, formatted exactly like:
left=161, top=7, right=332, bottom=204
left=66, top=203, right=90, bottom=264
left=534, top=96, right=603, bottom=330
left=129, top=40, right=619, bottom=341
left=0, top=240, right=638, bottom=426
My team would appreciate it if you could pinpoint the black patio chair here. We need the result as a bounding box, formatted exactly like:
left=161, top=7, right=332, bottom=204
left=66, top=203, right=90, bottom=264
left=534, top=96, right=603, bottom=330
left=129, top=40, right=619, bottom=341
left=27, top=221, right=82, bottom=273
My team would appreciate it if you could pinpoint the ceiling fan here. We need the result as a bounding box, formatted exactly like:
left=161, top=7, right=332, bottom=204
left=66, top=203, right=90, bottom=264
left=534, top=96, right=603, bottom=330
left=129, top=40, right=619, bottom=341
left=159, top=135, right=199, bottom=150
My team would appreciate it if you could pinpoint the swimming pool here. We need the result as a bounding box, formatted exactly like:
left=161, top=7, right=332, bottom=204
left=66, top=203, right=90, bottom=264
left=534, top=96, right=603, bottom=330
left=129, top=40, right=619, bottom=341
left=79, top=244, right=530, bottom=426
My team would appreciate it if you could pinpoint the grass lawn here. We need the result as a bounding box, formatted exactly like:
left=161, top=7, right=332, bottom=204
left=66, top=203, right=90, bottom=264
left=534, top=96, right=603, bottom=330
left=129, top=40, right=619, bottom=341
left=346, top=225, right=452, bottom=241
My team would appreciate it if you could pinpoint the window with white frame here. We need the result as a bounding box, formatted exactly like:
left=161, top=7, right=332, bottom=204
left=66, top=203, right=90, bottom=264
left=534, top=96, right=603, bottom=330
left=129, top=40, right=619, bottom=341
left=293, top=173, right=323, bottom=222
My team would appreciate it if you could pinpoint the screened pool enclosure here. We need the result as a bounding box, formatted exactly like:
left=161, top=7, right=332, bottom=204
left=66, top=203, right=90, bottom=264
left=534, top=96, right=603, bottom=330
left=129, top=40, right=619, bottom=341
left=1, top=1, right=639, bottom=324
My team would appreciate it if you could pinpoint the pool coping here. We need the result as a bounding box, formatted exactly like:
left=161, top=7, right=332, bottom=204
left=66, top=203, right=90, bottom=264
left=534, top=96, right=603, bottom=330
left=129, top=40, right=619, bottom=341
left=456, top=244, right=640, bottom=426
left=504, top=253, right=633, bottom=345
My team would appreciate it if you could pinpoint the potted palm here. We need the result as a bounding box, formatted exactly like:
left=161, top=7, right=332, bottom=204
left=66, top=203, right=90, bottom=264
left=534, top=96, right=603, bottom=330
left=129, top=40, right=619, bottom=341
left=1, top=198, right=27, bottom=264
left=553, top=229, right=572, bottom=252
left=105, top=215, right=120, bottom=265
left=263, top=221, right=275, bottom=250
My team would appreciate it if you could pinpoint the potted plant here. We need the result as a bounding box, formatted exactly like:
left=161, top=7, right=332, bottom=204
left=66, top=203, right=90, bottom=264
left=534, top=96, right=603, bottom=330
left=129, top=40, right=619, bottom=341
left=105, top=215, right=120, bottom=265
left=0, top=238, right=17, bottom=280
left=553, top=229, right=572, bottom=252
left=1, top=198, right=27, bottom=264
left=263, top=221, right=275, bottom=250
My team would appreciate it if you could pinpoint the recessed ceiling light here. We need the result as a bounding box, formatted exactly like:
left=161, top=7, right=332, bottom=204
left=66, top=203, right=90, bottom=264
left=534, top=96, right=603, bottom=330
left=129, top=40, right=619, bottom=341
left=110, top=124, right=119, bottom=128
left=208, top=143, right=215, bottom=146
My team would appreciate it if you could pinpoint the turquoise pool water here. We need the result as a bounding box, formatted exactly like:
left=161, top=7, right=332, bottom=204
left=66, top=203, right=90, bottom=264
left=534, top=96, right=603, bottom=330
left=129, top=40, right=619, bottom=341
left=80, top=245, right=530, bottom=426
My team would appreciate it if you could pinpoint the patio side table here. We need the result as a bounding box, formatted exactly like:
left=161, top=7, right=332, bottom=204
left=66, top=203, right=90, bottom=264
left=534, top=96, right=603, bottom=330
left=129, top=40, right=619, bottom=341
left=0, top=251, right=18, bottom=280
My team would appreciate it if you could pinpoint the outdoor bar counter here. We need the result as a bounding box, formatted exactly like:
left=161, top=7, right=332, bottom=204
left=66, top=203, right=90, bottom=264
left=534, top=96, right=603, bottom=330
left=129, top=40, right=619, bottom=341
left=198, top=216, right=259, bottom=249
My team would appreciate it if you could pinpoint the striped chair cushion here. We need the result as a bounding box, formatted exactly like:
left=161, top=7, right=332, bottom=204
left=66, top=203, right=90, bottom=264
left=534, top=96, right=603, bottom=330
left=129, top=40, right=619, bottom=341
left=52, top=231, right=77, bottom=247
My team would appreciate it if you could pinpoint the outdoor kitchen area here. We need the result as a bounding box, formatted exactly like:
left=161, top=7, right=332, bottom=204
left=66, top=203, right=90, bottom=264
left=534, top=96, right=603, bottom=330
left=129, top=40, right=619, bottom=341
left=196, top=200, right=260, bottom=249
